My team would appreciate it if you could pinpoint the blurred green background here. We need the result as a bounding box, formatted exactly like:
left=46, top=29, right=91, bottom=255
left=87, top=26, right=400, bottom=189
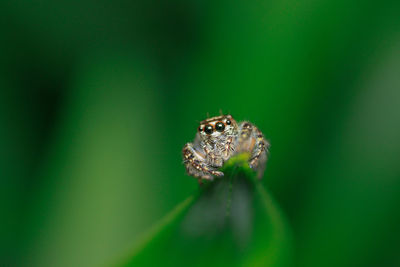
left=1, top=0, right=400, bottom=266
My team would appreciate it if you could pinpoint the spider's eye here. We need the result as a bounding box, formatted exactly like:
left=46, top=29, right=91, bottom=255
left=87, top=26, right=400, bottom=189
left=215, top=122, right=225, bottom=132
left=198, top=126, right=202, bottom=132
left=226, top=119, right=231, bottom=125
left=204, top=124, right=213, bottom=134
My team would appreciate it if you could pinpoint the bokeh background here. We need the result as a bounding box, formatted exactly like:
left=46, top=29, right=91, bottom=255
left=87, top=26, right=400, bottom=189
left=1, top=0, right=400, bottom=266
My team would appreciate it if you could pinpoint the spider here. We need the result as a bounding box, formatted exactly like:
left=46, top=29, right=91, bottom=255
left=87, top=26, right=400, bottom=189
left=182, top=114, right=270, bottom=183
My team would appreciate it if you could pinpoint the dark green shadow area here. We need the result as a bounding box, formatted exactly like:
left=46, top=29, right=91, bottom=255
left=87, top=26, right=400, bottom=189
left=118, top=154, right=292, bottom=267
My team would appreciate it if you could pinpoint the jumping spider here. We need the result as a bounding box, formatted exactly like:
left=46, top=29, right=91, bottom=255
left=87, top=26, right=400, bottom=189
left=182, top=114, right=270, bottom=182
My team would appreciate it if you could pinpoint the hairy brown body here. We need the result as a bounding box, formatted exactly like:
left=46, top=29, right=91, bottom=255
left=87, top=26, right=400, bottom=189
left=182, top=115, right=270, bottom=183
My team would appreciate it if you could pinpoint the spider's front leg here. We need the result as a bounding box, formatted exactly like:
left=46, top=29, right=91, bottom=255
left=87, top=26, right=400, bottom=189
left=182, top=143, right=224, bottom=182
left=238, top=122, right=270, bottom=179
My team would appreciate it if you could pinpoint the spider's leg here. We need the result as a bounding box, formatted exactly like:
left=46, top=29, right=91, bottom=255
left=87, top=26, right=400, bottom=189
left=238, top=122, right=270, bottom=178
left=248, top=127, right=270, bottom=174
left=182, top=143, right=224, bottom=181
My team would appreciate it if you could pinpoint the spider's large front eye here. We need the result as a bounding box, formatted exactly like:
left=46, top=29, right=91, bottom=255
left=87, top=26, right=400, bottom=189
left=215, top=122, right=225, bottom=132
left=204, top=124, right=213, bottom=134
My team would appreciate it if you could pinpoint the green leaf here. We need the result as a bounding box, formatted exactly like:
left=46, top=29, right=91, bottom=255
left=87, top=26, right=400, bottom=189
left=117, top=154, right=292, bottom=267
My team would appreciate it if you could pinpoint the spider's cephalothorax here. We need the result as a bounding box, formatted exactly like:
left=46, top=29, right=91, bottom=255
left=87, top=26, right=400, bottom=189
left=182, top=114, right=270, bottom=182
